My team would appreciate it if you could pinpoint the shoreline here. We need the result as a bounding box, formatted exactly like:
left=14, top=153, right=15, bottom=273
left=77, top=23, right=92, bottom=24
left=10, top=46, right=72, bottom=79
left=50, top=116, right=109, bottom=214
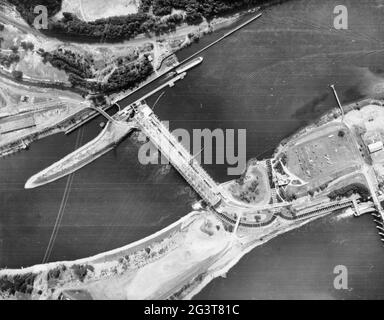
left=0, top=206, right=341, bottom=300
left=0, top=7, right=246, bottom=159
left=276, top=97, right=384, bottom=155
left=184, top=210, right=334, bottom=299
left=0, top=211, right=200, bottom=276
left=1, top=0, right=381, bottom=300
left=1, top=94, right=380, bottom=299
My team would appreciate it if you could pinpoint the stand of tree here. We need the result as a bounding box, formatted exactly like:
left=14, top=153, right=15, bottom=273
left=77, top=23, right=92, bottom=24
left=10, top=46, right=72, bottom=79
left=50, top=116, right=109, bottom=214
left=39, top=45, right=153, bottom=93
left=71, top=264, right=94, bottom=282
left=0, top=273, right=36, bottom=295
left=48, top=12, right=185, bottom=42
left=151, top=0, right=263, bottom=22
left=65, top=56, right=153, bottom=94
left=41, top=48, right=93, bottom=79
left=237, top=180, right=260, bottom=203
left=102, top=56, right=153, bottom=93
left=328, top=183, right=371, bottom=201
left=0, top=52, right=20, bottom=68
left=8, top=0, right=282, bottom=42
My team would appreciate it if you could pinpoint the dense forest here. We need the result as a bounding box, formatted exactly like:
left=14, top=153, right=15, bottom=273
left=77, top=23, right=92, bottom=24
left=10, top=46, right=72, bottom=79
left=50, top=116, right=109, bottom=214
left=149, top=0, right=263, bottom=19
left=101, top=57, right=154, bottom=93
left=41, top=49, right=94, bottom=79
left=40, top=48, right=153, bottom=93
left=7, top=0, right=277, bottom=42
left=49, top=12, right=185, bottom=42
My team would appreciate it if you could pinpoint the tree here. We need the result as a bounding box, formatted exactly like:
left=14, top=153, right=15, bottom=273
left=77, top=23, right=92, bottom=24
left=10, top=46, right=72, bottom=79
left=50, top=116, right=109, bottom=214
left=71, top=264, right=88, bottom=282
left=10, top=45, right=19, bottom=53
left=21, top=41, right=35, bottom=51
left=12, top=70, right=23, bottom=80
left=47, top=267, right=61, bottom=280
left=328, top=183, right=370, bottom=201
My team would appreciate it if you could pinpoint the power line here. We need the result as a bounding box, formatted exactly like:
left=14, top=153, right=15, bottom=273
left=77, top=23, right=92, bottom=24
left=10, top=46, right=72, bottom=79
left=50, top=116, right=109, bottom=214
left=42, top=128, right=83, bottom=263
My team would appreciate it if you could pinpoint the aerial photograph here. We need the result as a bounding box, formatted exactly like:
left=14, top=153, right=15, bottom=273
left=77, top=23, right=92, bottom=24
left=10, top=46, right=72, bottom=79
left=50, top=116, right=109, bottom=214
left=1, top=0, right=384, bottom=303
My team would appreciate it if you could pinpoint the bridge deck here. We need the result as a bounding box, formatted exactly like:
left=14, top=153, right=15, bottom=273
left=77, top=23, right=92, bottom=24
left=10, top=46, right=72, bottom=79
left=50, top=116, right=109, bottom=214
left=134, top=103, right=221, bottom=207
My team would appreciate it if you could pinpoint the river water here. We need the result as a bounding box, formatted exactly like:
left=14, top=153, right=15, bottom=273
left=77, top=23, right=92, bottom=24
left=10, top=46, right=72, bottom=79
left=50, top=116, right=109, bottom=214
left=1, top=0, right=384, bottom=299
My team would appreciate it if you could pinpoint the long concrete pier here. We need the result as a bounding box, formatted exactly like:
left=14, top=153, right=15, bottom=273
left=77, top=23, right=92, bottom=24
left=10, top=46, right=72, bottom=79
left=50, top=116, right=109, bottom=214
left=177, top=13, right=262, bottom=67
left=24, top=74, right=187, bottom=189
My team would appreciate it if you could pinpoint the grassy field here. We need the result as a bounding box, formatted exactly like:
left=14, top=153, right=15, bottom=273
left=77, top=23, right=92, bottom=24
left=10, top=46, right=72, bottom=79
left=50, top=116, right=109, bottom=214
left=228, top=163, right=271, bottom=205
left=285, top=123, right=362, bottom=183
left=57, top=0, right=140, bottom=21
left=16, top=52, right=69, bottom=83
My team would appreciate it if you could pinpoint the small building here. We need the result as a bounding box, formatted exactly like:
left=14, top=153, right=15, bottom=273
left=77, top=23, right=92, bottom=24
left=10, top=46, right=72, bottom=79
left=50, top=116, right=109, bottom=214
left=368, top=141, right=383, bottom=154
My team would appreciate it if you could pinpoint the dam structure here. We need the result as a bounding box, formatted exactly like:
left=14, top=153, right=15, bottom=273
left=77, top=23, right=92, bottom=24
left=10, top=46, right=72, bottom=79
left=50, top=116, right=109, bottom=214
left=133, top=101, right=222, bottom=208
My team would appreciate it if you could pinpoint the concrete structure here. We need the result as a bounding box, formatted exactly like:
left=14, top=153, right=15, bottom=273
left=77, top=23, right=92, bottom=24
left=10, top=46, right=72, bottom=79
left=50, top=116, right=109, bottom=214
left=368, top=141, right=383, bottom=154
left=134, top=101, right=222, bottom=207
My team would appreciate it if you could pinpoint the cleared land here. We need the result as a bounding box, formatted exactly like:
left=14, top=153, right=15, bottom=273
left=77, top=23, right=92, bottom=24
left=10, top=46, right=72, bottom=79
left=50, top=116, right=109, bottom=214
left=56, top=0, right=140, bottom=21
left=16, top=52, right=68, bottom=83
left=0, top=213, right=232, bottom=300
left=344, top=104, right=384, bottom=184
left=285, top=123, right=362, bottom=183
left=0, top=24, right=69, bottom=84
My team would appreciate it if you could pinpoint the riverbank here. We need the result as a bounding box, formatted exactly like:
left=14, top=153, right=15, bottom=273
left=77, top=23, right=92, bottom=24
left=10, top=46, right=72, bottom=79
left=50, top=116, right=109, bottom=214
left=276, top=98, right=384, bottom=156
left=0, top=100, right=88, bottom=158
left=0, top=202, right=338, bottom=300
left=1, top=93, right=377, bottom=299
left=0, top=89, right=379, bottom=299
left=184, top=208, right=336, bottom=299
left=0, top=2, right=256, bottom=160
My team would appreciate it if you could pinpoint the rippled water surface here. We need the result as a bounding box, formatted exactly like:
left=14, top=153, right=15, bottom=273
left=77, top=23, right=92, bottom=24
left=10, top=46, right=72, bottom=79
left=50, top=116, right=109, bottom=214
left=1, top=0, right=384, bottom=299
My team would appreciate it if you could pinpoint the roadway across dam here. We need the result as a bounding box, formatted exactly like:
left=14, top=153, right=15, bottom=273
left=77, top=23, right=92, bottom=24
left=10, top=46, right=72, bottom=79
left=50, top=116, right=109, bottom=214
left=133, top=101, right=222, bottom=207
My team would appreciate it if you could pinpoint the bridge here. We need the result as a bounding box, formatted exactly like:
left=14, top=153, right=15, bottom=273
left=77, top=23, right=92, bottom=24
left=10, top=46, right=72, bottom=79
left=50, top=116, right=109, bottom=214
left=133, top=101, right=222, bottom=207
left=83, top=104, right=117, bottom=123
